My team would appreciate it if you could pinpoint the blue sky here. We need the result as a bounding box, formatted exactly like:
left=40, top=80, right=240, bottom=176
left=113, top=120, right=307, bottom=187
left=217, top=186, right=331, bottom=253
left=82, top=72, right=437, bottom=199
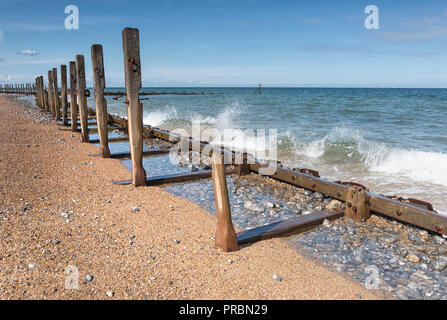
left=0, top=0, right=447, bottom=87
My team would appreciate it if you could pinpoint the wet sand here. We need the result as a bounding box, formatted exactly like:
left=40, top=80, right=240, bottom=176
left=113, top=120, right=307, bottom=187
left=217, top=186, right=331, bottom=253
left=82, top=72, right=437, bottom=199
left=0, top=95, right=383, bottom=299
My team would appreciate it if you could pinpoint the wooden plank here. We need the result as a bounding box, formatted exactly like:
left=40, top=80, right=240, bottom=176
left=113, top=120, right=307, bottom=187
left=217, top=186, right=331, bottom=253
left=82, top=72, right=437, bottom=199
left=88, top=148, right=170, bottom=159
left=237, top=210, right=344, bottom=245
left=249, top=163, right=447, bottom=235
left=76, top=55, right=89, bottom=142
left=212, top=151, right=238, bottom=252
left=52, top=68, right=60, bottom=121
left=87, top=126, right=119, bottom=133
left=91, top=44, right=111, bottom=158
left=89, top=137, right=128, bottom=144
left=113, top=170, right=214, bottom=186
left=60, top=65, right=69, bottom=126
left=122, top=28, right=146, bottom=186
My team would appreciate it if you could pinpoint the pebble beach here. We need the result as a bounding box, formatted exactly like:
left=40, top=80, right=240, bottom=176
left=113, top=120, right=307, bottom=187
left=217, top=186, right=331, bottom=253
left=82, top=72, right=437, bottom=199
left=0, top=95, right=381, bottom=300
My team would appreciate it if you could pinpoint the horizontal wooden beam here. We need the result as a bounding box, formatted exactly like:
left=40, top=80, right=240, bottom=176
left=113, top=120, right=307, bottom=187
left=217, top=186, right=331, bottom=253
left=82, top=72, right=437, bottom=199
left=89, top=137, right=128, bottom=144
left=89, top=148, right=170, bottom=159
left=249, top=163, right=447, bottom=235
left=237, top=210, right=343, bottom=245
left=88, top=126, right=119, bottom=133
left=113, top=167, right=234, bottom=186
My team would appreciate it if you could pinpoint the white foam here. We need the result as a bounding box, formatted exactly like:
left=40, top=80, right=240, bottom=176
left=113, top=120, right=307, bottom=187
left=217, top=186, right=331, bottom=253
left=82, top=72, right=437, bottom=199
left=370, top=149, right=447, bottom=187
left=143, top=106, right=178, bottom=126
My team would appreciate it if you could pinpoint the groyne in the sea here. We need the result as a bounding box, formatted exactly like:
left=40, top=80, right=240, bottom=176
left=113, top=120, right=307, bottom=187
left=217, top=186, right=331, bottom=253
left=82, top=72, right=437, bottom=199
left=1, top=27, right=446, bottom=254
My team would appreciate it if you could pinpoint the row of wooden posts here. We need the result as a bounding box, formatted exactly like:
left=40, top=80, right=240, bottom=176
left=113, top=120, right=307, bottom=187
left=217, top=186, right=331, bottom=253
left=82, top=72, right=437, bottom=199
left=0, top=83, right=36, bottom=95
left=1, top=28, right=240, bottom=252
left=2, top=27, right=447, bottom=252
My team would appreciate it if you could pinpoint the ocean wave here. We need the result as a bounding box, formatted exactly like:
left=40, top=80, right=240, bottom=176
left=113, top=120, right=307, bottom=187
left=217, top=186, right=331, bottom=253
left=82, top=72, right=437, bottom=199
left=294, top=127, right=447, bottom=187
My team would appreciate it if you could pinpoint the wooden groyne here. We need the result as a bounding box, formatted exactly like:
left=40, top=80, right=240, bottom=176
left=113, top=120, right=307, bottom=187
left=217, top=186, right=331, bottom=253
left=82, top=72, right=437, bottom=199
left=1, top=27, right=447, bottom=253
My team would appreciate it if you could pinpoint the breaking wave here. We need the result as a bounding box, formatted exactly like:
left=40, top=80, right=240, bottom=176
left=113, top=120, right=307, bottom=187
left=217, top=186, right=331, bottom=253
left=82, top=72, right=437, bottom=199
left=295, top=127, right=447, bottom=187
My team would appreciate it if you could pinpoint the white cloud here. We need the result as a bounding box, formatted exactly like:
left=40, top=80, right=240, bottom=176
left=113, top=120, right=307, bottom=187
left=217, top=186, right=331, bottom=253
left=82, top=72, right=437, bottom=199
left=19, top=49, right=38, bottom=56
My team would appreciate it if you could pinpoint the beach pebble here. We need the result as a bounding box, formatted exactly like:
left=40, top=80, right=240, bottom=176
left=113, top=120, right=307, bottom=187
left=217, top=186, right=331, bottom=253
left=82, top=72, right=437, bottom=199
left=106, top=291, right=114, bottom=297
left=150, top=276, right=157, bottom=281
left=129, top=234, right=135, bottom=239
left=28, top=263, right=36, bottom=269
left=174, top=239, right=180, bottom=244
left=431, top=256, right=447, bottom=271
left=85, top=274, right=94, bottom=282
left=273, top=274, right=282, bottom=282
left=60, top=212, right=69, bottom=219
left=406, top=254, right=420, bottom=264
left=244, top=200, right=264, bottom=213
left=131, top=207, right=140, bottom=213
left=326, top=200, right=343, bottom=210
left=227, top=259, right=233, bottom=264
left=52, top=240, right=60, bottom=244
left=322, top=219, right=331, bottom=228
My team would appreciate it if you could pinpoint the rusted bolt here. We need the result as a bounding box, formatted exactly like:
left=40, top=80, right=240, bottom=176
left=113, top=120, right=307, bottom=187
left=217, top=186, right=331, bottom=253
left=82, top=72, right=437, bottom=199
left=312, top=184, right=316, bottom=189
left=347, top=201, right=352, bottom=208
left=353, top=205, right=357, bottom=213
left=124, top=99, right=129, bottom=104
left=337, top=192, right=341, bottom=198
left=292, top=176, right=296, bottom=181
left=395, top=209, right=402, bottom=216
left=435, top=225, right=445, bottom=234
left=84, top=89, right=90, bottom=97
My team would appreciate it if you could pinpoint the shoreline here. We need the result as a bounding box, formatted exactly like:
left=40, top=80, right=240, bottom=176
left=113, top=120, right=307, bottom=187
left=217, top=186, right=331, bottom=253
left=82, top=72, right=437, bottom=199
left=0, top=95, right=381, bottom=299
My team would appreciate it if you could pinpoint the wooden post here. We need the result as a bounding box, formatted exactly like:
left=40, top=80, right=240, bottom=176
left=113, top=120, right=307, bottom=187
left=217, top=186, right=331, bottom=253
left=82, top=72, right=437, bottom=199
left=91, top=44, right=111, bottom=158
left=52, top=67, right=60, bottom=121
left=212, top=150, right=238, bottom=252
left=235, top=152, right=250, bottom=176
left=345, top=186, right=371, bottom=222
left=34, top=78, right=40, bottom=107
left=60, top=65, right=69, bottom=126
left=48, top=70, right=55, bottom=116
left=39, top=76, right=46, bottom=110
left=122, top=28, right=146, bottom=186
left=69, top=61, right=78, bottom=132
left=76, top=55, right=89, bottom=142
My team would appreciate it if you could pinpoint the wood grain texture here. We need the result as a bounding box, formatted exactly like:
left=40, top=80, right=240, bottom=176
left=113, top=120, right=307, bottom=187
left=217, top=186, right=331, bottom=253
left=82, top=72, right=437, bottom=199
left=212, top=151, right=238, bottom=252
left=69, top=61, right=78, bottom=132
left=76, top=55, right=89, bottom=142
left=122, top=28, right=146, bottom=186
left=91, top=44, right=111, bottom=158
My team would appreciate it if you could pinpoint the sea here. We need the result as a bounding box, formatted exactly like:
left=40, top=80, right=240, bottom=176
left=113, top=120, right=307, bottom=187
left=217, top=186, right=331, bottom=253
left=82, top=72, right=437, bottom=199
left=86, top=87, right=447, bottom=214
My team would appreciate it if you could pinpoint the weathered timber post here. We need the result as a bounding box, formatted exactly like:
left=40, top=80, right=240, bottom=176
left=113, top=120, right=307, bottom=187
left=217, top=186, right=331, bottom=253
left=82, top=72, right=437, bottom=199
left=39, top=76, right=45, bottom=110
left=235, top=152, right=250, bottom=176
left=345, top=186, right=371, bottom=222
left=44, top=88, right=49, bottom=112
left=212, top=150, right=238, bottom=252
left=52, top=68, right=60, bottom=121
left=76, top=55, right=89, bottom=142
left=34, top=78, right=39, bottom=107
left=37, top=79, right=41, bottom=107
left=122, top=28, right=146, bottom=186
left=69, top=61, right=78, bottom=132
left=48, top=70, right=55, bottom=116
left=60, top=65, right=69, bottom=126
left=91, top=44, right=111, bottom=158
